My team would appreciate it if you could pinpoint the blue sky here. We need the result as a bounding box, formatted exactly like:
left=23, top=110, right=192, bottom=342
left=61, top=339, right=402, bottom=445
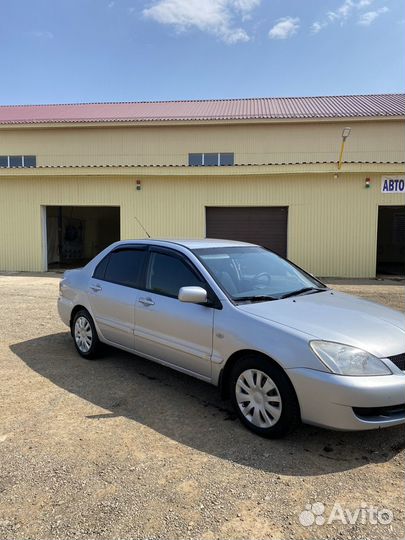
left=0, top=0, right=403, bottom=105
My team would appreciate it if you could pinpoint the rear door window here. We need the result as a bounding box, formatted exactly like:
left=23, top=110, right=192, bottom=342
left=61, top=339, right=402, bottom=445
left=103, top=249, right=147, bottom=288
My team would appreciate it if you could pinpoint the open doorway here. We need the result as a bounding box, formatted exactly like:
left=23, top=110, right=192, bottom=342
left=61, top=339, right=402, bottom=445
left=376, top=206, right=405, bottom=276
left=46, top=206, right=120, bottom=269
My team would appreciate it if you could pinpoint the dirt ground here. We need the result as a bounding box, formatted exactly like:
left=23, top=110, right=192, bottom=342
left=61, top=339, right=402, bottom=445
left=0, top=273, right=404, bottom=540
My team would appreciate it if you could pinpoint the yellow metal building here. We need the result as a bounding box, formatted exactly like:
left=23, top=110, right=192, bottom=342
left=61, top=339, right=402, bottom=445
left=0, top=94, right=404, bottom=277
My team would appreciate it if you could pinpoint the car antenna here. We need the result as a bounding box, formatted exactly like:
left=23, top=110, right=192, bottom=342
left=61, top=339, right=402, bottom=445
left=134, top=216, right=151, bottom=238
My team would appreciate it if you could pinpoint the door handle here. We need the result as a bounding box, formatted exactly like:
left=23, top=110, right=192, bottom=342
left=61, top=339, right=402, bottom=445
left=139, top=297, right=155, bottom=306
left=90, top=284, right=102, bottom=292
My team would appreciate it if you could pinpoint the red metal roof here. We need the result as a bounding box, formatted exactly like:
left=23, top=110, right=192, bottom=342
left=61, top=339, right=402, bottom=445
left=0, top=94, right=403, bottom=125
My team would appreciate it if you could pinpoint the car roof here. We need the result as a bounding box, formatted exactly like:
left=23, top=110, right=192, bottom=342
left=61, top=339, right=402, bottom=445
left=117, top=238, right=258, bottom=249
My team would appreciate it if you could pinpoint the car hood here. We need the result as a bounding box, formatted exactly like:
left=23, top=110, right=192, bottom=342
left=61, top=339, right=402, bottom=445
left=238, top=290, right=405, bottom=358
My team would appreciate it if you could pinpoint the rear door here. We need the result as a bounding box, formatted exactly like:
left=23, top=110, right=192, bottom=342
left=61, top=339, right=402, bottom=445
left=87, top=246, right=147, bottom=349
left=133, top=248, right=214, bottom=379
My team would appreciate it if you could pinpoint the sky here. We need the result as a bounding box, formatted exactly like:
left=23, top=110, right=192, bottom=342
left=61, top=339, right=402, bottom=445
left=0, top=0, right=403, bottom=105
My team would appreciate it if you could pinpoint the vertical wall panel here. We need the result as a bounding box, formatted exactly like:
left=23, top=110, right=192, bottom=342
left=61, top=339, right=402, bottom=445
left=0, top=120, right=403, bottom=167
left=1, top=172, right=403, bottom=276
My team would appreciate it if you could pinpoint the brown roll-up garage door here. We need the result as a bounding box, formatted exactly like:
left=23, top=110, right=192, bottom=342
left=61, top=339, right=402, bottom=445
left=206, top=206, right=288, bottom=256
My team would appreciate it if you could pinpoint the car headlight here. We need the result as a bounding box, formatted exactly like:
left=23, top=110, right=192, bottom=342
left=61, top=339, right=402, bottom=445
left=309, top=341, right=392, bottom=376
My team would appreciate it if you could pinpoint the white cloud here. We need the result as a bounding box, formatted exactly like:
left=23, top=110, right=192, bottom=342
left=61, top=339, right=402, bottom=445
left=326, top=0, right=362, bottom=23
left=358, top=6, right=389, bottom=25
left=234, top=0, right=261, bottom=20
left=311, top=20, right=327, bottom=33
left=329, top=0, right=352, bottom=20
left=223, top=27, right=250, bottom=43
left=143, top=0, right=260, bottom=44
left=311, top=0, right=383, bottom=33
left=233, top=0, right=261, bottom=13
left=268, top=17, right=299, bottom=39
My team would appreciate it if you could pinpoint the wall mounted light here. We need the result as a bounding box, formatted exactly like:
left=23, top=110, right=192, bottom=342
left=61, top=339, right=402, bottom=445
left=136, top=180, right=142, bottom=191
left=365, top=177, right=371, bottom=189
left=338, top=127, right=352, bottom=170
left=342, top=127, right=352, bottom=141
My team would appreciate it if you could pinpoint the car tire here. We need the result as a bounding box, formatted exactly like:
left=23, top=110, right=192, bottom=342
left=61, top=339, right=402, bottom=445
left=72, top=309, right=102, bottom=360
left=229, top=354, right=301, bottom=438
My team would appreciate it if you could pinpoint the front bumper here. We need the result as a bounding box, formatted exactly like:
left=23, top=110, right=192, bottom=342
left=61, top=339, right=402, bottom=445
left=288, top=367, right=405, bottom=431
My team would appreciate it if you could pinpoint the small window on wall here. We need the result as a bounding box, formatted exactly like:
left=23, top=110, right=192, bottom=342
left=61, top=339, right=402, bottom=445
left=189, top=153, right=203, bottom=166
left=0, top=155, right=37, bottom=168
left=24, top=156, right=36, bottom=167
left=9, top=156, right=23, bottom=167
left=188, top=153, right=234, bottom=166
left=220, top=153, right=234, bottom=166
left=204, top=153, right=218, bottom=166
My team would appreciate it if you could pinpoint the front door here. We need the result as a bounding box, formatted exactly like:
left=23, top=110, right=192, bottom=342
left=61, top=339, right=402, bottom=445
left=134, top=249, right=214, bottom=379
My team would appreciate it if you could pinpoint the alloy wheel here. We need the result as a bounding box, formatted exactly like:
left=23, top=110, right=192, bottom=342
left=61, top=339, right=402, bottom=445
left=74, top=316, right=93, bottom=353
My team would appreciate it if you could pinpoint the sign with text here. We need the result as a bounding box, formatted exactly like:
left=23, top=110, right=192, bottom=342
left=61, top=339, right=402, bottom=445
left=381, top=176, right=405, bottom=194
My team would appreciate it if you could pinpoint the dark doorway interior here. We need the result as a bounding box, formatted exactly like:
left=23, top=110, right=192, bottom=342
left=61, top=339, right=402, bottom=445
left=376, top=206, right=405, bottom=276
left=46, top=206, right=120, bottom=269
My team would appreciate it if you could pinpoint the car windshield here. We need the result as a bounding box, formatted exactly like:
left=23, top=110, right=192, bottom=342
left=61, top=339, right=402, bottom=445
left=193, top=246, right=326, bottom=302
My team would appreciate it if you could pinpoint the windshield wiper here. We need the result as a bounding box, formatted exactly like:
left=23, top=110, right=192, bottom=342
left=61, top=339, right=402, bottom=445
left=235, top=295, right=278, bottom=303
left=280, top=287, right=328, bottom=299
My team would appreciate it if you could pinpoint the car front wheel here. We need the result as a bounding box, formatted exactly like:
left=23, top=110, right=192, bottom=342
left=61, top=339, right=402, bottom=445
left=72, top=309, right=101, bottom=359
left=230, top=355, right=300, bottom=438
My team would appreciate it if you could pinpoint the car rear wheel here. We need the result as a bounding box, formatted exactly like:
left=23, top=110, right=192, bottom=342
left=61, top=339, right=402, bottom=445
left=229, top=355, right=300, bottom=438
left=72, top=309, right=101, bottom=359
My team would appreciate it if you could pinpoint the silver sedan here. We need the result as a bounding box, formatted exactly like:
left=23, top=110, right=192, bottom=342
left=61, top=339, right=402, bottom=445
left=58, top=239, right=405, bottom=438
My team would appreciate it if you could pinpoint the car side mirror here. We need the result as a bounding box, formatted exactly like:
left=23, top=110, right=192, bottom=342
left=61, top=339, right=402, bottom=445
left=178, top=286, right=208, bottom=304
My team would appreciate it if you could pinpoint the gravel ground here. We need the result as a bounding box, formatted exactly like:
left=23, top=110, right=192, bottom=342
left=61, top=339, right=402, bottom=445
left=0, top=273, right=404, bottom=540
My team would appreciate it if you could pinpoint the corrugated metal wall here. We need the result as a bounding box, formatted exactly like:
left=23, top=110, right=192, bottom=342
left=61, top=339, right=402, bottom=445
left=0, top=172, right=403, bottom=276
left=0, top=120, right=403, bottom=166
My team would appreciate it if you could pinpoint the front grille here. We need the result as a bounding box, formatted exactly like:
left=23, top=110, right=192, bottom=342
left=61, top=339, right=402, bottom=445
left=388, top=353, right=405, bottom=371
